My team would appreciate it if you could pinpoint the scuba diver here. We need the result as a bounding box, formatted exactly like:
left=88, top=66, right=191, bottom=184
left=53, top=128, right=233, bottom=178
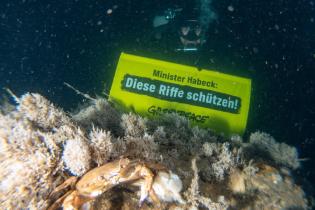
left=152, top=6, right=207, bottom=53
left=177, top=18, right=206, bottom=52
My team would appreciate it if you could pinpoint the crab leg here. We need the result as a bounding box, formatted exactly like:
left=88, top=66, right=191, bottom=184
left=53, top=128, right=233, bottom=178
left=118, top=163, right=154, bottom=205
left=48, top=190, right=74, bottom=210
left=139, top=166, right=155, bottom=205
left=49, top=176, right=78, bottom=198
left=63, top=190, right=94, bottom=210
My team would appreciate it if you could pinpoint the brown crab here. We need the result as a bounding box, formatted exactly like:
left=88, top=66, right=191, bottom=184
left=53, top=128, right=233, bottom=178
left=48, top=158, right=185, bottom=210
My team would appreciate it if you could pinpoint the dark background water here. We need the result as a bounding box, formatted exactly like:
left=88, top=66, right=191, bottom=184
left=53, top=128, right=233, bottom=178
left=1, top=0, right=314, bottom=192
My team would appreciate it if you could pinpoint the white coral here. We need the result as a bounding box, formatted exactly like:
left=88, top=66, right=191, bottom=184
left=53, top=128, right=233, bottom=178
left=121, top=113, right=147, bottom=137
left=248, top=132, right=300, bottom=169
left=152, top=126, right=166, bottom=142
left=72, top=98, right=122, bottom=135
left=185, top=158, right=228, bottom=210
left=124, top=133, right=159, bottom=160
left=202, top=142, right=216, bottom=157
left=202, top=142, right=236, bottom=181
left=211, top=143, right=235, bottom=181
left=0, top=111, right=57, bottom=209
left=89, top=127, right=114, bottom=166
left=18, top=93, right=70, bottom=129
left=62, top=135, right=91, bottom=176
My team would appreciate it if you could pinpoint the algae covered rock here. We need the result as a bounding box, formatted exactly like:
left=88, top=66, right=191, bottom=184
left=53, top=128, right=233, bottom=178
left=0, top=92, right=312, bottom=210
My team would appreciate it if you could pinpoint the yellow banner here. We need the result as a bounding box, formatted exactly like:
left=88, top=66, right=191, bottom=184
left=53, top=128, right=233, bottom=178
left=109, top=53, right=251, bottom=136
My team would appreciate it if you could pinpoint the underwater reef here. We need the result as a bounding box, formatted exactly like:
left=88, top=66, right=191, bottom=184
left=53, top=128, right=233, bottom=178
left=0, top=92, right=313, bottom=210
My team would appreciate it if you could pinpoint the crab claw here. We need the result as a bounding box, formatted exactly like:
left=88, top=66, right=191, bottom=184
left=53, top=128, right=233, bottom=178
left=139, top=193, right=147, bottom=207
left=137, top=165, right=155, bottom=206
left=138, top=178, right=150, bottom=207
left=152, top=171, right=186, bottom=205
